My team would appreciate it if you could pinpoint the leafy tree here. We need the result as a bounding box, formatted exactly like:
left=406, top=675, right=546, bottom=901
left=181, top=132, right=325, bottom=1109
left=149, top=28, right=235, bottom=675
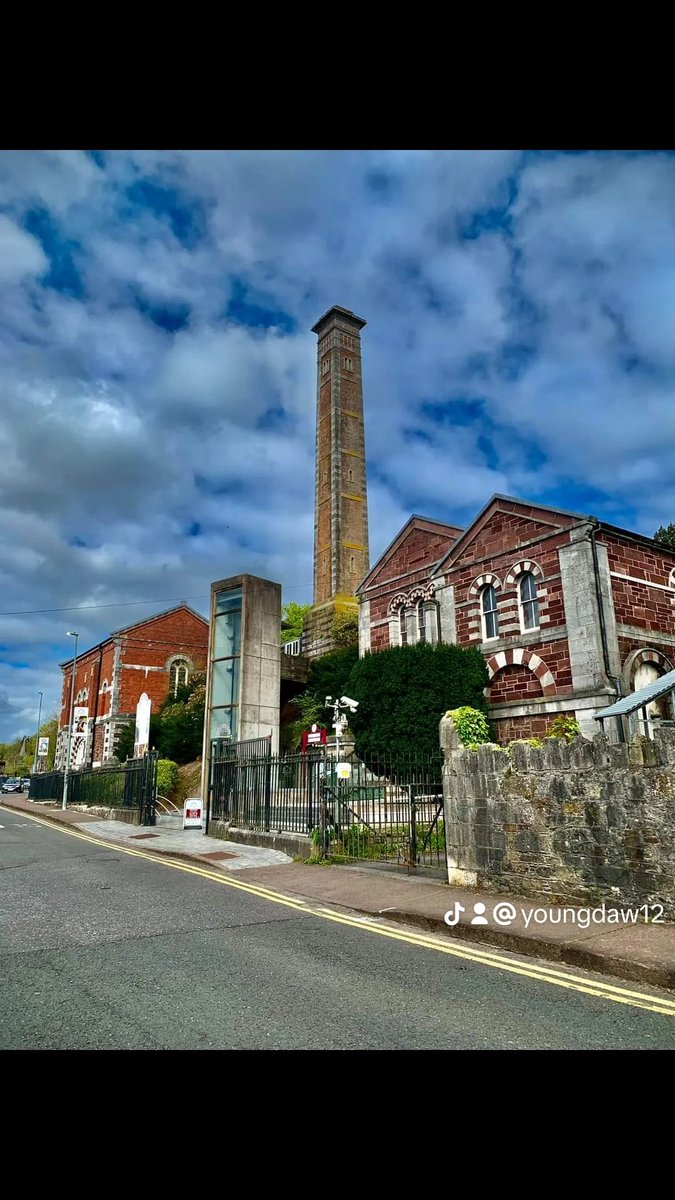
left=281, top=602, right=311, bottom=643
left=157, top=759, right=179, bottom=797
left=331, top=609, right=359, bottom=649
left=654, top=523, right=675, bottom=549
left=345, top=643, right=489, bottom=762
left=114, top=671, right=206, bottom=765
left=286, top=646, right=360, bottom=749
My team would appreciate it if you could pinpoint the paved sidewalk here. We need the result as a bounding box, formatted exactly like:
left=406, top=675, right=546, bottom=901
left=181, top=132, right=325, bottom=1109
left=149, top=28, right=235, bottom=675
left=3, top=794, right=675, bottom=991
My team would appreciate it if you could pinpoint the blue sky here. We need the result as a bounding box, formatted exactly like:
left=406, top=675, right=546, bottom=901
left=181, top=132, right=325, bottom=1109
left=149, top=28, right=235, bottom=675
left=1, top=149, right=675, bottom=740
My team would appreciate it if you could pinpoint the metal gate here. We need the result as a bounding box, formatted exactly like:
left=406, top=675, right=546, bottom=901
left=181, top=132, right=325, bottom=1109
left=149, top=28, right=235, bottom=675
left=317, top=754, right=445, bottom=871
left=29, top=751, right=159, bottom=826
left=208, top=740, right=445, bottom=872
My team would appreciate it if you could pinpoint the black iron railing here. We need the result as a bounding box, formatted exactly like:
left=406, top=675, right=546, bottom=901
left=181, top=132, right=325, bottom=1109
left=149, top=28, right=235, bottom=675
left=208, top=745, right=445, bottom=869
left=27, top=753, right=158, bottom=825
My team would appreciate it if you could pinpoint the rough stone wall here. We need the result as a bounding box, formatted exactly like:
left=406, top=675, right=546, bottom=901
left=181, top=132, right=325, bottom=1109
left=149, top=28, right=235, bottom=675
left=491, top=710, right=578, bottom=744
left=440, top=716, right=675, bottom=914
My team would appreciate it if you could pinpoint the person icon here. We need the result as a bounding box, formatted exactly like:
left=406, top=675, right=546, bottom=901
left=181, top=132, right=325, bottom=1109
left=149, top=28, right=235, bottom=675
left=471, top=902, right=489, bottom=926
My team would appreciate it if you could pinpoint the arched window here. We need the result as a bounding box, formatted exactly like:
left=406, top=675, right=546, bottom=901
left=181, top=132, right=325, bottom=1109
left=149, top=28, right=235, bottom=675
left=519, top=571, right=540, bottom=631
left=419, top=601, right=439, bottom=644
left=399, top=605, right=418, bottom=645
left=482, top=584, right=499, bottom=640
left=170, top=659, right=190, bottom=697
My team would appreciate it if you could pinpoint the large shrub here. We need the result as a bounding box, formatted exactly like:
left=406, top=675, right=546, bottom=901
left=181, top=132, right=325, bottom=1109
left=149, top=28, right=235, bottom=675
left=346, top=643, right=489, bottom=762
left=157, top=759, right=179, bottom=797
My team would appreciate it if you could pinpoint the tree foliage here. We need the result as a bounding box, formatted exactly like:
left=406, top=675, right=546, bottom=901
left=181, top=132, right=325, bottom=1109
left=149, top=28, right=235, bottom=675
left=0, top=712, right=59, bottom=774
left=115, top=671, right=206, bottom=766
left=330, top=609, right=359, bottom=649
left=286, top=647, right=360, bottom=749
left=346, top=643, right=490, bottom=762
left=654, top=523, right=675, bottom=549
left=281, top=602, right=311, bottom=643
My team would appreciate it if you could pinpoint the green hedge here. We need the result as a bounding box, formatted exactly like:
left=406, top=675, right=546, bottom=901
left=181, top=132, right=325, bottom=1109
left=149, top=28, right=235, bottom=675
left=346, top=643, right=489, bottom=761
left=157, top=759, right=179, bottom=798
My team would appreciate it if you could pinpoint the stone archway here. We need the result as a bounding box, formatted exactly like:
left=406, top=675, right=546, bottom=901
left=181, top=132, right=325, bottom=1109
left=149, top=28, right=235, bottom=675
left=486, top=648, right=556, bottom=696
left=622, top=646, right=674, bottom=691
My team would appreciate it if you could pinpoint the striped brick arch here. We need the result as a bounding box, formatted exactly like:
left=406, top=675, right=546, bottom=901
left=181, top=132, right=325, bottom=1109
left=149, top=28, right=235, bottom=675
left=505, top=559, right=543, bottom=587
left=486, top=648, right=556, bottom=696
left=469, top=572, right=501, bottom=598
left=622, top=647, right=674, bottom=689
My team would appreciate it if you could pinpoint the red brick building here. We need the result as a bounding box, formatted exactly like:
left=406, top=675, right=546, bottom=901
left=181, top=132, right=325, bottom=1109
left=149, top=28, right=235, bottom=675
left=56, top=604, right=209, bottom=769
left=356, top=496, right=675, bottom=742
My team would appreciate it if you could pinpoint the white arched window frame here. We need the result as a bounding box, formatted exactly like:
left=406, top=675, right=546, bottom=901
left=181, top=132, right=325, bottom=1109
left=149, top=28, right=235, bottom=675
left=399, top=605, right=418, bottom=646
left=169, top=658, right=190, bottom=697
left=481, top=584, right=500, bottom=641
left=419, top=599, right=439, bottom=644
left=100, top=679, right=109, bottom=693
left=519, top=571, right=540, bottom=632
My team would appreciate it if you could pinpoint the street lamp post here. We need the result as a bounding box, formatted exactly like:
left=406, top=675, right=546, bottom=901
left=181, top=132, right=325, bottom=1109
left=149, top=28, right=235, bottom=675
left=32, top=691, right=43, bottom=775
left=62, top=632, right=79, bottom=811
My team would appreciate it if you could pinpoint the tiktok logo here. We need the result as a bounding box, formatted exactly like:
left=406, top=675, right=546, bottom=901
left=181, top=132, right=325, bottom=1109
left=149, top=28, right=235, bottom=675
left=443, top=902, right=466, bottom=927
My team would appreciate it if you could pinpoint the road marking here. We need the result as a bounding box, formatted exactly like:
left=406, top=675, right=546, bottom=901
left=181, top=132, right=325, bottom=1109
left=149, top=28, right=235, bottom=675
left=3, top=804, right=675, bottom=1018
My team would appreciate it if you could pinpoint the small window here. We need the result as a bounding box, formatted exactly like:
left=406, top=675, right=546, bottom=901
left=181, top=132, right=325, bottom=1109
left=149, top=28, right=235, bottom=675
left=170, top=659, right=190, bottom=697
left=350, top=555, right=355, bottom=573
left=419, top=601, right=439, bottom=645
left=322, top=556, right=327, bottom=574
left=482, top=584, right=499, bottom=640
left=343, top=356, right=353, bottom=371
left=348, top=467, right=353, bottom=481
left=321, top=357, right=330, bottom=376
left=400, top=606, right=418, bottom=646
left=519, top=572, right=540, bottom=631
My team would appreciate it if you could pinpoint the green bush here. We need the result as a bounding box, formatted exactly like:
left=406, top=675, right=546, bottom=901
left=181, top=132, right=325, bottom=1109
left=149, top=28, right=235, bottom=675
left=157, top=759, right=179, bottom=797
left=548, top=715, right=581, bottom=742
left=446, top=706, right=491, bottom=749
left=346, top=642, right=489, bottom=762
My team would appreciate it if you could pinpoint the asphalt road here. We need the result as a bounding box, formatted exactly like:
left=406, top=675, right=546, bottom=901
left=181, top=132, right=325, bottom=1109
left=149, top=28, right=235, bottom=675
left=1, top=806, right=674, bottom=1050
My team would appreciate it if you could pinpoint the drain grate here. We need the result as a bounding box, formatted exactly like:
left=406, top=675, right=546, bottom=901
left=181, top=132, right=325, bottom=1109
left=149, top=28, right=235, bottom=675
left=202, top=850, right=239, bottom=860
left=130, top=833, right=160, bottom=839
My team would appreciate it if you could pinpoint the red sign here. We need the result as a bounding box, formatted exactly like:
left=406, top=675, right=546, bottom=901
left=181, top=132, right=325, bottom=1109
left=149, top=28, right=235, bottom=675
left=302, top=723, right=327, bottom=752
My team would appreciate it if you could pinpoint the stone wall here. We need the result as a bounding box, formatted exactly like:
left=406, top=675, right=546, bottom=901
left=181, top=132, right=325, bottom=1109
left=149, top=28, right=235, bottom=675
left=440, top=716, right=675, bottom=915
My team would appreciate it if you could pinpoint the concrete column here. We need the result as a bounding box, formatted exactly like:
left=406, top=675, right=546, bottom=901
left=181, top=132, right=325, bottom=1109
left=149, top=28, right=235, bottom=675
left=434, top=581, right=456, bottom=644
left=559, top=529, right=610, bottom=693
left=358, top=598, right=371, bottom=657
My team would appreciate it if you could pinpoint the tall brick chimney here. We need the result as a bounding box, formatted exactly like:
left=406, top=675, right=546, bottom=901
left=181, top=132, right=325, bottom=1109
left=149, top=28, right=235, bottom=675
left=304, top=306, right=370, bottom=658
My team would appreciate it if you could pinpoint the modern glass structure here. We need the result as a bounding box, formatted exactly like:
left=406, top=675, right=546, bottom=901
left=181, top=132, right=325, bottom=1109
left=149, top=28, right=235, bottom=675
left=209, top=585, right=243, bottom=742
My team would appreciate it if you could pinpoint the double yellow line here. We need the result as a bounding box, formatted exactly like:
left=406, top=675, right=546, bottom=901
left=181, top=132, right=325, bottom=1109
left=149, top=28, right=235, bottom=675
left=4, top=805, right=675, bottom=1019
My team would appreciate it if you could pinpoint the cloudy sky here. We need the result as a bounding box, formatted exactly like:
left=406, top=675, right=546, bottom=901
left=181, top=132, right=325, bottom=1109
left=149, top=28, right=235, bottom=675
left=1, top=149, right=674, bottom=741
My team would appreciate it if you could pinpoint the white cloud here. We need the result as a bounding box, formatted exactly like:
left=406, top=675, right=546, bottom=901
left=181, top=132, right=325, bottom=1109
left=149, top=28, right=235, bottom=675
left=0, top=149, right=674, bottom=739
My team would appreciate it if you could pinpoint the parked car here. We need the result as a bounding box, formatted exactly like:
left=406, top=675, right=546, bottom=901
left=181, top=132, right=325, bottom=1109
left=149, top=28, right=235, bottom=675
left=21, top=777, right=31, bottom=790
left=1, top=777, right=22, bottom=793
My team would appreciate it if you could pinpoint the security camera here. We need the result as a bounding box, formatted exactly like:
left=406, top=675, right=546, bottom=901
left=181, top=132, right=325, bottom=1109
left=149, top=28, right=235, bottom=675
left=340, top=696, right=359, bottom=710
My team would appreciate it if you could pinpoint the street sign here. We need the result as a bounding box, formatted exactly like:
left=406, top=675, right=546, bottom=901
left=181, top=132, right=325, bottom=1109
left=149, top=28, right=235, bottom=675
left=183, top=797, right=203, bottom=829
left=302, top=723, right=327, bottom=752
left=37, top=737, right=50, bottom=757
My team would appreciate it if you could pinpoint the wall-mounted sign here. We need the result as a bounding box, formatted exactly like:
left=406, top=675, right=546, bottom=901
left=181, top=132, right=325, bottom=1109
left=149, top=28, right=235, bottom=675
left=336, top=762, right=351, bottom=779
left=134, top=692, right=152, bottom=757
left=37, top=737, right=50, bottom=757
left=302, top=723, right=327, bottom=752
left=72, top=707, right=89, bottom=767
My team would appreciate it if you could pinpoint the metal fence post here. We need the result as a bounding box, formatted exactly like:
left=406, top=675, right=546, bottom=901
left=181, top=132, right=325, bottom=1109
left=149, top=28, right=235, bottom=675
left=409, top=785, right=417, bottom=869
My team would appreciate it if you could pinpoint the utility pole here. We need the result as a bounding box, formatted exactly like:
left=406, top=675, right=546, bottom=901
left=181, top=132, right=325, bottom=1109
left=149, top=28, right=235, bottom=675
left=32, top=691, right=43, bottom=775
left=62, top=632, right=79, bottom=810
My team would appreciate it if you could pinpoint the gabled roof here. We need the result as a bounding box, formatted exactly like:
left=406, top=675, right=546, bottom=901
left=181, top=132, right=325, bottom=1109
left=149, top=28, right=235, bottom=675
left=430, top=493, right=675, bottom=577
left=431, top=494, right=591, bottom=577
left=111, top=603, right=208, bottom=638
left=59, top=604, right=208, bottom=667
left=356, top=515, right=464, bottom=594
